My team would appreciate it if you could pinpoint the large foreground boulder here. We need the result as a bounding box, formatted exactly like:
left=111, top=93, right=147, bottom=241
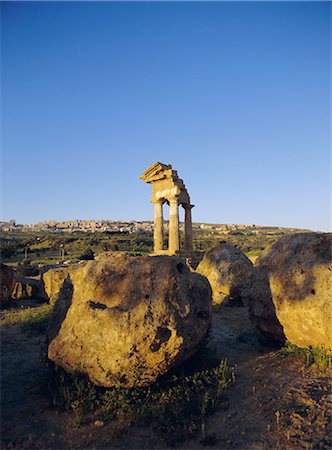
left=0, top=264, right=16, bottom=308
left=249, top=233, right=332, bottom=350
left=196, top=242, right=254, bottom=305
left=47, top=253, right=212, bottom=387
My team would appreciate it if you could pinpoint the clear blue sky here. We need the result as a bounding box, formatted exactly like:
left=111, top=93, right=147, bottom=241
left=1, top=1, right=331, bottom=231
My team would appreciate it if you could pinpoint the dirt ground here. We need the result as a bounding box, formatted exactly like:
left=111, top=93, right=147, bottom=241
left=1, top=304, right=331, bottom=450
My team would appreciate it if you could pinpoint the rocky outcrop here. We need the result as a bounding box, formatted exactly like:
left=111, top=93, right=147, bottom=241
left=196, top=242, right=254, bottom=305
left=249, top=233, right=332, bottom=350
left=11, top=278, right=45, bottom=300
left=42, top=267, right=71, bottom=304
left=47, top=253, right=212, bottom=387
left=0, top=264, right=16, bottom=308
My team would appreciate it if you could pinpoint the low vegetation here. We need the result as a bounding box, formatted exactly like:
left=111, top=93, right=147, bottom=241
left=0, top=226, right=303, bottom=266
left=280, top=341, right=331, bottom=369
left=1, top=301, right=235, bottom=444
left=1, top=303, right=53, bottom=336
left=51, top=357, right=235, bottom=444
left=0, top=230, right=154, bottom=264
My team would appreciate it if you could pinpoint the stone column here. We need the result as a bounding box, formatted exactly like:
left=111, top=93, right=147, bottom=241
left=184, top=204, right=194, bottom=254
left=169, top=198, right=180, bottom=254
left=153, top=201, right=163, bottom=253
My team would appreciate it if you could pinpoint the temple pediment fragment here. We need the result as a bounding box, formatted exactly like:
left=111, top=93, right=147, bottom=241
left=139, top=162, right=172, bottom=183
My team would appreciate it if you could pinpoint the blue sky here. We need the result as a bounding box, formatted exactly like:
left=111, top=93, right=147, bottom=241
left=1, top=1, right=331, bottom=231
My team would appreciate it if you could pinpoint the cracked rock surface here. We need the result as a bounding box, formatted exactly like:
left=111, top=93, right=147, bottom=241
left=46, top=253, right=212, bottom=387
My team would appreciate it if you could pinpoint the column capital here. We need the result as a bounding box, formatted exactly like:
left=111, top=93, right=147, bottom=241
left=183, top=203, right=195, bottom=210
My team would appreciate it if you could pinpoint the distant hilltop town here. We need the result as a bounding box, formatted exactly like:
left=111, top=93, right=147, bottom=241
left=0, top=219, right=306, bottom=235
left=0, top=219, right=154, bottom=234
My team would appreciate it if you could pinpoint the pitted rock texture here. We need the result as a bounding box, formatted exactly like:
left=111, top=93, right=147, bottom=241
left=196, top=242, right=254, bottom=305
left=0, top=264, right=16, bottom=308
left=47, top=253, right=212, bottom=387
left=249, top=233, right=332, bottom=350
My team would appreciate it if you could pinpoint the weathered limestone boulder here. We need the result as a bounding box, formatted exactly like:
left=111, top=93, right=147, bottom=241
left=42, top=267, right=71, bottom=304
left=0, top=264, right=16, bottom=308
left=11, top=277, right=44, bottom=300
left=249, top=233, right=332, bottom=350
left=47, top=253, right=212, bottom=387
left=196, top=242, right=254, bottom=305
left=248, top=265, right=285, bottom=341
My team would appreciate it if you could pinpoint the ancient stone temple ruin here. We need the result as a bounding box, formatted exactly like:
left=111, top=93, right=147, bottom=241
left=140, top=162, right=194, bottom=257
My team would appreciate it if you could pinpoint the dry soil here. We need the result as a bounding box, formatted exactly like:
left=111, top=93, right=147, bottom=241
left=1, top=304, right=331, bottom=449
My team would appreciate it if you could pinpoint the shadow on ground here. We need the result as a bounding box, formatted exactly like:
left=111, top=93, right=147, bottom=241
left=1, top=302, right=331, bottom=449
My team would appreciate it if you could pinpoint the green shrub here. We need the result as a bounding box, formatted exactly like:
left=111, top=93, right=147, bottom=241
left=280, top=341, right=331, bottom=369
left=78, top=248, right=95, bottom=260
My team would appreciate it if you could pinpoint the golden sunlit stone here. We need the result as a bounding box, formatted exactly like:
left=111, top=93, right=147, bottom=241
left=196, top=242, right=254, bottom=305
left=249, top=232, right=332, bottom=350
left=46, top=252, right=212, bottom=387
left=42, top=266, right=73, bottom=304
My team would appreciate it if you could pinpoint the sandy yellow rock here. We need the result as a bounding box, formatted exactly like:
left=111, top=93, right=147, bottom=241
left=196, top=242, right=254, bottom=305
left=42, top=267, right=72, bottom=304
left=249, top=233, right=332, bottom=350
left=11, top=278, right=43, bottom=300
left=47, top=253, right=212, bottom=387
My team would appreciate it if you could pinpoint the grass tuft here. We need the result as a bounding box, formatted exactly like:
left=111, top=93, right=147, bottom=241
left=1, top=303, right=53, bottom=336
left=280, top=341, right=331, bottom=369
